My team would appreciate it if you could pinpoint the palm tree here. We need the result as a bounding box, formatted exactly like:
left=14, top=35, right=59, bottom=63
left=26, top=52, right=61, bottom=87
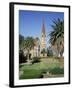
left=23, top=37, right=34, bottom=63
left=49, top=18, right=64, bottom=57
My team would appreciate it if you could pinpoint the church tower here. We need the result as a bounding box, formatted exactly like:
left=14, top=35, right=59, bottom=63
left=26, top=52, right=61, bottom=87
left=41, top=20, right=46, bottom=51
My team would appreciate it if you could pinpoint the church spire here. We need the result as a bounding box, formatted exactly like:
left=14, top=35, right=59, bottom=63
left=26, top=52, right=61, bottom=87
left=42, top=19, right=45, bottom=35
left=41, top=19, right=46, bottom=50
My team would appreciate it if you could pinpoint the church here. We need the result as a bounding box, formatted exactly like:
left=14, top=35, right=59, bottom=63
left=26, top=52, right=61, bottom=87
left=30, top=20, right=47, bottom=58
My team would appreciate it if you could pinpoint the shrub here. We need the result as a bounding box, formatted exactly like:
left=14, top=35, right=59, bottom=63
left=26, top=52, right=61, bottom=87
left=19, top=50, right=27, bottom=63
left=47, top=49, right=53, bottom=56
left=32, top=57, right=41, bottom=64
left=49, top=67, right=64, bottom=75
left=41, top=49, right=47, bottom=56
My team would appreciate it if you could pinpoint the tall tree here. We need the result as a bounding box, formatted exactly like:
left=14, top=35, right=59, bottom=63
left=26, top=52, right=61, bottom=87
left=19, top=34, right=24, bottom=50
left=49, top=18, right=64, bottom=56
left=23, top=37, right=34, bottom=62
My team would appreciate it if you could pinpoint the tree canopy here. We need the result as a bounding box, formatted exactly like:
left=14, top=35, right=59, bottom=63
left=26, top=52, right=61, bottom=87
left=49, top=18, right=64, bottom=56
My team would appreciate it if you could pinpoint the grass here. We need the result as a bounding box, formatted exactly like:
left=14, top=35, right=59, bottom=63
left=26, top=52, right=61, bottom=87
left=20, top=69, right=43, bottom=79
left=19, top=57, right=64, bottom=79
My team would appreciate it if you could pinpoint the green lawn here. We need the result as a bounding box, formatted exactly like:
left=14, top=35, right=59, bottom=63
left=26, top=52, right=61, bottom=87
left=19, top=57, right=64, bottom=79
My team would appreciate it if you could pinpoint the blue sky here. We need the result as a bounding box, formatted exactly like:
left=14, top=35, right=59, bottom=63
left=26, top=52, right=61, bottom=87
left=19, top=10, right=64, bottom=47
